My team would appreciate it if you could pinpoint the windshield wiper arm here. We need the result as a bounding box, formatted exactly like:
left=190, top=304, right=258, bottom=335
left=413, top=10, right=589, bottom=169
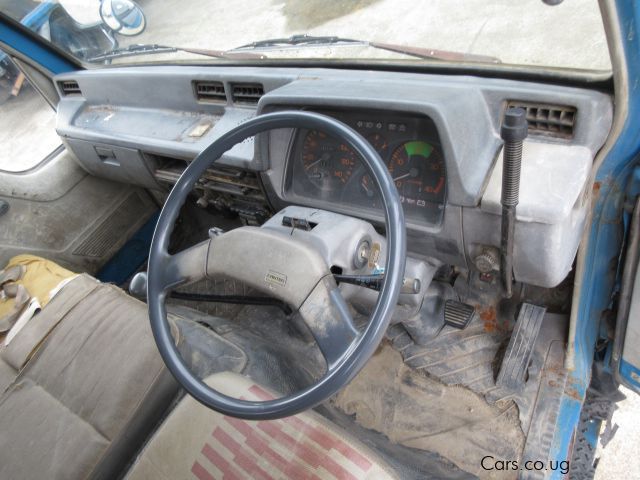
left=231, top=34, right=500, bottom=64
left=88, top=43, right=265, bottom=62
left=234, top=34, right=363, bottom=49
left=368, top=41, right=500, bottom=64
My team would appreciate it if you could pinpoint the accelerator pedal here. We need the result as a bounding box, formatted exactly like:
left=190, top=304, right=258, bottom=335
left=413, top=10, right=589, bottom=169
left=443, top=300, right=477, bottom=330
left=496, top=303, right=546, bottom=391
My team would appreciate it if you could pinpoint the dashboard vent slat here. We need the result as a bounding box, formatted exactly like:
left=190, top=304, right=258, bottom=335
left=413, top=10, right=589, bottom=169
left=194, top=81, right=227, bottom=103
left=59, top=80, right=81, bottom=96
left=231, top=83, right=264, bottom=105
left=506, top=101, right=576, bottom=139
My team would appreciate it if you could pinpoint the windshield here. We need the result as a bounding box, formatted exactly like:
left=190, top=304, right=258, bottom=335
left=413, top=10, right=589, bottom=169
left=1, top=0, right=611, bottom=71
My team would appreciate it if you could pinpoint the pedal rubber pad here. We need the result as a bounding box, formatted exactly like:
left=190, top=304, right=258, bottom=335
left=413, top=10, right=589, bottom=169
left=444, top=300, right=476, bottom=330
left=496, top=303, right=546, bottom=391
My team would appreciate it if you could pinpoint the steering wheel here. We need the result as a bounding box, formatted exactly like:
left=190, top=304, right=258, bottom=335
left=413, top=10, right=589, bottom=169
left=147, top=111, right=406, bottom=420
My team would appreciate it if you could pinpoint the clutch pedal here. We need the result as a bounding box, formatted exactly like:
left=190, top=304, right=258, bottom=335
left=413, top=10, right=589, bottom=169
left=496, top=303, right=546, bottom=391
left=444, top=300, right=476, bottom=330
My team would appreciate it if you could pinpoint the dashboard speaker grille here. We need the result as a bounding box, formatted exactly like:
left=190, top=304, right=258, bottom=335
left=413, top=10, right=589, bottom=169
left=58, top=80, right=81, bottom=96
left=507, top=101, right=576, bottom=138
left=231, top=83, right=264, bottom=105
left=194, top=81, right=226, bottom=103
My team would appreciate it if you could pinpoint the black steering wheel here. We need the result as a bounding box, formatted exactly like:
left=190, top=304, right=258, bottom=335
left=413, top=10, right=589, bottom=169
left=147, top=111, right=406, bottom=420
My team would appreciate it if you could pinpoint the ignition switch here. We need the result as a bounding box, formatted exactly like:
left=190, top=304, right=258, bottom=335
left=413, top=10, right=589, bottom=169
left=354, top=239, right=371, bottom=269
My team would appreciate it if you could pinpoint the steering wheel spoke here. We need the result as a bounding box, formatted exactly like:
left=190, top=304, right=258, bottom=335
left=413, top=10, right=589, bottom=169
left=298, top=277, right=359, bottom=370
left=156, top=240, right=210, bottom=292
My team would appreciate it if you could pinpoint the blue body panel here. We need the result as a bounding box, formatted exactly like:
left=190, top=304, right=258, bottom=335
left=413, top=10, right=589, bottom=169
left=0, top=5, right=78, bottom=73
left=20, top=1, right=56, bottom=31
left=548, top=1, right=640, bottom=475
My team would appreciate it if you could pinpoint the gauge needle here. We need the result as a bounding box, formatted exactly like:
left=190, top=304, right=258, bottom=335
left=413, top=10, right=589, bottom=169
left=361, top=179, right=374, bottom=197
left=393, top=167, right=419, bottom=182
left=305, top=153, right=331, bottom=170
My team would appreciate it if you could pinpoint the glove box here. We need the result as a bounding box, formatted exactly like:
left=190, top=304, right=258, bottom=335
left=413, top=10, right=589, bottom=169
left=63, top=138, right=159, bottom=190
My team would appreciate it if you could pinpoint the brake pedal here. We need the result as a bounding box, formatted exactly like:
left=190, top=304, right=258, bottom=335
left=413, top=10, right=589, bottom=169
left=444, top=300, right=476, bottom=330
left=496, top=303, right=546, bottom=391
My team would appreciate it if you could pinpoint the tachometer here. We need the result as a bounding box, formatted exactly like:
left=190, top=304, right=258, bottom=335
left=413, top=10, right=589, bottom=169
left=389, top=141, right=446, bottom=208
left=302, top=130, right=356, bottom=191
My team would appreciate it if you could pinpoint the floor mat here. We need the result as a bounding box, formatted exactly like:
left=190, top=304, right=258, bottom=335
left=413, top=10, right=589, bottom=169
left=334, top=343, right=525, bottom=480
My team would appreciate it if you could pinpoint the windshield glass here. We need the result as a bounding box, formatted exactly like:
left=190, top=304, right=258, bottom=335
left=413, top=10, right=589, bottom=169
left=1, top=0, right=611, bottom=71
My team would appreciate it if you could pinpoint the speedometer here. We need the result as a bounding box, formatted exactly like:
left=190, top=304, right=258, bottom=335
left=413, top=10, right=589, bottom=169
left=302, top=130, right=356, bottom=191
left=389, top=141, right=446, bottom=208
left=290, top=110, right=447, bottom=226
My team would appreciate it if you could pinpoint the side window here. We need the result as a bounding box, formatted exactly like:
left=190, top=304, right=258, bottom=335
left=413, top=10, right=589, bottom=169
left=0, top=51, right=61, bottom=172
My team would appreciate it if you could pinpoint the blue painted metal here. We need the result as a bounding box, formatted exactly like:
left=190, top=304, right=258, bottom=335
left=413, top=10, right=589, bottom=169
left=97, top=212, right=159, bottom=285
left=626, top=165, right=640, bottom=200
left=0, top=10, right=78, bottom=74
left=0, top=1, right=55, bottom=64
left=548, top=1, right=640, bottom=475
left=20, top=1, right=56, bottom=31
left=583, top=417, right=601, bottom=452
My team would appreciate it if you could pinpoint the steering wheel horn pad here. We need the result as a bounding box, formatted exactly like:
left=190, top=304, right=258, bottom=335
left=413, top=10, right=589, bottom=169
left=206, top=226, right=329, bottom=309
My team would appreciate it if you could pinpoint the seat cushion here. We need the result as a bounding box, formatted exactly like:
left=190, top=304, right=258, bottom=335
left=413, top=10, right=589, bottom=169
left=0, top=274, right=179, bottom=480
left=0, top=380, right=109, bottom=479
left=125, top=372, right=398, bottom=480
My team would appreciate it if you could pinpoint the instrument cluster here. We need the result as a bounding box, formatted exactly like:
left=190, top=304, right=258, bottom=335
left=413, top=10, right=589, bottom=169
left=287, top=109, right=446, bottom=225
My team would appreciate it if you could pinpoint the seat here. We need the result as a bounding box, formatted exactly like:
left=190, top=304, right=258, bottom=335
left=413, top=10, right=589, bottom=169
left=125, top=372, right=398, bottom=480
left=0, top=274, right=179, bottom=480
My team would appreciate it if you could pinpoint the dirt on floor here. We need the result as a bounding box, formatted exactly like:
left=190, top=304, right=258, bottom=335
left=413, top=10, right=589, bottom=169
left=334, top=343, right=524, bottom=479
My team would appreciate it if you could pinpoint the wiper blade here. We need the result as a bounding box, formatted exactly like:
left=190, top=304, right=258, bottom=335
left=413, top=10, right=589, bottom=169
left=231, top=34, right=500, bottom=64
left=88, top=43, right=265, bottom=62
left=234, top=34, right=363, bottom=49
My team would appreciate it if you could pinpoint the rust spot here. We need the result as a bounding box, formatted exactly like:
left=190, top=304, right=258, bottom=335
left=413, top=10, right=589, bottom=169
left=565, top=386, right=583, bottom=401
left=478, top=305, right=498, bottom=332
left=545, top=363, right=564, bottom=375
left=593, top=181, right=601, bottom=198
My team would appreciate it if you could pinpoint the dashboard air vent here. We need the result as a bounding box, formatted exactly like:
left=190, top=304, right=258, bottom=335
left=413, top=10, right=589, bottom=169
left=194, top=81, right=226, bottom=103
left=507, top=101, right=576, bottom=138
left=231, top=83, right=264, bottom=105
left=59, top=80, right=81, bottom=96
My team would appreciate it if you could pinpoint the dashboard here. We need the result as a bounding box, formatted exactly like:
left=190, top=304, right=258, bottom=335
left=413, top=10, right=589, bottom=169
left=286, top=110, right=446, bottom=225
left=53, top=65, right=612, bottom=288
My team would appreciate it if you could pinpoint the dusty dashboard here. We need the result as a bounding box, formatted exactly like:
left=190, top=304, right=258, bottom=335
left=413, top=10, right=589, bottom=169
left=284, top=110, right=446, bottom=226
left=54, top=66, right=613, bottom=287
